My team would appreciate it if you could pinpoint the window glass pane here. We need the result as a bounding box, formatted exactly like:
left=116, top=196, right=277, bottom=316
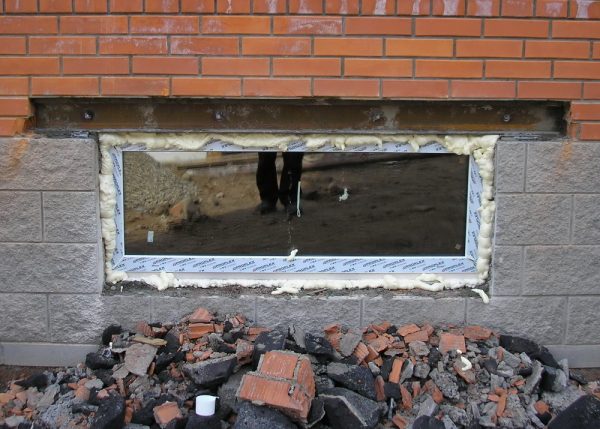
left=123, top=151, right=468, bottom=257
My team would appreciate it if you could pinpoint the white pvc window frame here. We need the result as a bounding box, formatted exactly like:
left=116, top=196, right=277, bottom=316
left=107, top=138, right=483, bottom=277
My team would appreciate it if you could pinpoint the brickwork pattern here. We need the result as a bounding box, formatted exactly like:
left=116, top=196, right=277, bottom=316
left=0, top=0, right=600, bottom=138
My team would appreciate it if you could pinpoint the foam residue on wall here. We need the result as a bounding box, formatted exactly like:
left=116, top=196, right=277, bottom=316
left=99, top=132, right=498, bottom=294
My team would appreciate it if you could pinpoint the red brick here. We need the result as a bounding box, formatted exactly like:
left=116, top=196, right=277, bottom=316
left=386, top=38, right=453, bottom=57
left=172, top=78, right=241, bottom=96
left=171, top=37, right=238, bottom=55
left=463, top=325, right=493, bottom=341
left=153, top=402, right=182, bottom=427
left=383, top=79, right=449, bottom=98
left=456, top=39, right=522, bottom=58
left=571, top=103, right=600, bottom=120
left=0, top=98, right=31, bottom=117
left=580, top=123, right=600, bottom=140
left=594, top=43, right=600, bottom=59
left=133, top=57, right=199, bottom=75
left=259, top=352, right=299, bottom=379
left=274, top=17, right=342, bottom=34
left=181, top=0, right=214, bottom=12
left=501, top=0, right=533, bottom=16
left=325, top=0, right=359, bottom=14
left=75, top=0, right=108, bottom=12
left=584, top=82, right=600, bottom=99
left=243, top=37, right=310, bottom=55
left=216, top=0, right=250, bottom=13
left=314, top=79, right=379, bottom=97
left=345, top=59, right=412, bottom=77
left=5, top=0, right=37, bottom=13
left=145, top=0, right=178, bottom=12
left=392, top=414, right=410, bottom=429
left=570, top=1, right=600, bottom=19
left=0, top=37, right=26, bottom=55
left=451, top=81, right=516, bottom=98
left=536, top=0, right=568, bottom=17
left=315, top=38, right=382, bottom=56
left=400, top=384, right=412, bottom=410
left=131, top=16, right=199, bottom=34
left=362, top=0, right=395, bottom=15
left=397, top=324, right=420, bottom=336
left=61, top=16, right=128, bottom=34
left=525, top=41, right=590, bottom=59
left=111, top=0, right=143, bottom=12
left=0, top=57, right=60, bottom=75
left=439, top=333, right=466, bottom=354
left=203, top=58, right=269, bottom=76
left=486, top=60, right=550, bottom=78
left=484, top=19, right=549, bottom=37
left=63, top=57, right=129, bottom=74
left=375, top=375, right=385, bottom=401
left=553, top=20, right=600, bottom=39
left=518, top=81, right=582, bottom=99
left=0, top=118, right=26, bottom=136
left=345, top=17, right=411, bottom=35
left=237, top=373, right=312, bottom=422
left=416, top=60, right=483, bottom=78
left=432, top=0, right=466, bottom=15
left=466, top=0, right=500, bottom=15
left=202, top=16, right=270, bottom=34
left=100, top=37, right=168, bottom=54
left=39, top=0, right=72, bottom=13
left=289, top=0, right=322, bottom=13
left=0, top=78, right=29, bottom=96
left=0, top=17, right=57, bottom=34
left=30, top=37, right=97, bottom=55
left=103, top=77, right=169, bottom=96
left=296, top=358, right=316, bottom=397
left=273, top=58, right=340, bottom=76
left=415, top=18, right=481, bottom=36
left=554, top=62, right=600, bottom=79
left=244, top=78, right=311, bottom=97
left=32, top=77, right=99, bottom=95
left=397, top=0, right=431, bottom=14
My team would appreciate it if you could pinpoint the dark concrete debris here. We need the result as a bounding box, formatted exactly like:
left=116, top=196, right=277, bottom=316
left=0, top=312, right=595, bottom=429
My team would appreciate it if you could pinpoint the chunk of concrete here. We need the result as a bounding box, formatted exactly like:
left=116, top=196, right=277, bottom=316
left=321, top=387, right=382, bottom=429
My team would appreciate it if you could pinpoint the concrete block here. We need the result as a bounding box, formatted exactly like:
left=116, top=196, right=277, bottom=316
left=0, top=293, right=48, bottom=342
left=151, top=295, right=257, bottom=324
left=0, top=191, right=41, bottom=242
left=0, top=342, right=98, bottom=366
left=573, top=195, right=600, bottom=244
left=467, top=297, right=566, bottom=345
left=491, top=246, right=523, bottom=296
left=526, top=141, right=600, bottom=193
left=495, top=194, right=571, bottom=245
left=0, top=138, right=97, bottom=191
left=0, top=243, right=102, bottom=293
left=524, top=246, right=600, bottom=295
left=566, top=297, right=600, bottom=344
left=256, top=296, right=362, bottom=331
left=49, top=294, right=153, bottom=344
left=495, top=141, right=526, bottom=193
left=547, top=345, right=600, bottom=368
left=362, top=296, right=466, bottom=327
left=43, top=191, right=98, bottom=243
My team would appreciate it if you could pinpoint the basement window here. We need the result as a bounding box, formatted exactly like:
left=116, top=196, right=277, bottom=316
left=99, top=133, right=496, bottom=292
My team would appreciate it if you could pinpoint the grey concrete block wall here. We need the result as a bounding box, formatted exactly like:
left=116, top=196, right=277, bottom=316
left=1, top=136, right=600, bottom=366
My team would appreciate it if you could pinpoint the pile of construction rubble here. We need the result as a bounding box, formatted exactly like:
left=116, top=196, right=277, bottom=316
left=1, top=307, right=599, bottom=429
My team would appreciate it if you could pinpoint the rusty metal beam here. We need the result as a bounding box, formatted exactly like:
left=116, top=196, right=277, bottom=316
left=33, top=99, right=566, bottom=135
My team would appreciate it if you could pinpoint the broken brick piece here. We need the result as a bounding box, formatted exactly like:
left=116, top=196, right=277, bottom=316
left=135, top=321, right=154, bottom=338
left=439, top=333, right=466, bottom=354
left=534, top=400, right=550, bottom=415
left=375, top=376, right=386, bottom=402
left=188, top=323, right=215, bottom=339
left=403, top=330, right=429, bottom=343
left=353, top=342, right=369, bottom=363
left=400, top=385, right=412, bottom=410
left=259, top=351, right=299, bottom=379
left=370, top=321, right=391, bottom=334
left=392, top=414, right=410, bottom=429
left=153, top=401, right=182, bottom=428
left=189, top=307, right=214, bottom=323
left=397, top=324, right=421, bottom=337
left=464, top=325, right=492, bottom=341
left=389, top=357, right=404, bottom=384
left=496, top=393, right=507, bottom=417
left=324, top=323, right=341, bottom=334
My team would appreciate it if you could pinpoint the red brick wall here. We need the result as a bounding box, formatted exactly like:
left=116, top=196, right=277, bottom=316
left=1, top=0, right=599, bottom=139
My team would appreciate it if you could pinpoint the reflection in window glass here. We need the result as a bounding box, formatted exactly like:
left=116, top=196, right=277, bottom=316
left=123, top=151, right=469, bottom=257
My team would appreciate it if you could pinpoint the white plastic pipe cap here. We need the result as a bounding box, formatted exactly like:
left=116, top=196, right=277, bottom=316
left=195, top=395, right=217, bottom=416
